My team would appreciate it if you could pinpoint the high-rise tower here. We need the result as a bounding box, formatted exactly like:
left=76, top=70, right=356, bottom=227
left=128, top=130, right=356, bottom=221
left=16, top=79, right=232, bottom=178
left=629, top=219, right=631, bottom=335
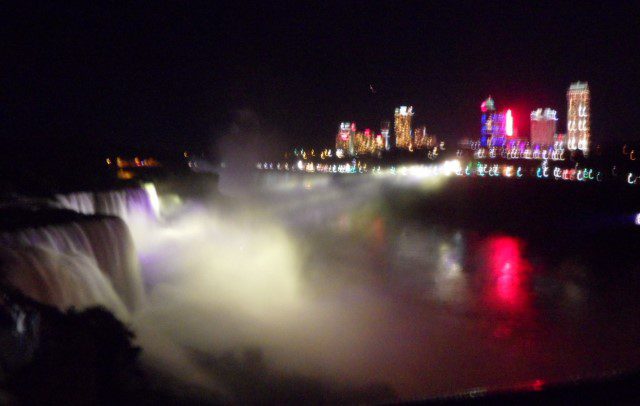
left=566, top=82, right=590, bottom=154
left=480, top=96, right=506, bottom=147
left=380, top=121, right=391, bottom=150
left=394, top=106, right=413, bottom=150
left=336, top=122, right=355, bottom=156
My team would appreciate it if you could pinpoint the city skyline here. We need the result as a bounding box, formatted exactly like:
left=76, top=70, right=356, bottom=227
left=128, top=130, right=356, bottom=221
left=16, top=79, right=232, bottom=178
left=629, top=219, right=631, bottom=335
left=325, top=83, right=599, bottom=152
left=333, top=81, right=591, bottom=156
left=3, top=2, right=638, bottom=164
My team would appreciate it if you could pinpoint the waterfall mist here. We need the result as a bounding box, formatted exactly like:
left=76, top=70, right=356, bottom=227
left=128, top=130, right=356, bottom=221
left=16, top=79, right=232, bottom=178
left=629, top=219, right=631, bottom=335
left=127, top=187, right=398, bottom=400
left=214, top=109, right=286, bottom=197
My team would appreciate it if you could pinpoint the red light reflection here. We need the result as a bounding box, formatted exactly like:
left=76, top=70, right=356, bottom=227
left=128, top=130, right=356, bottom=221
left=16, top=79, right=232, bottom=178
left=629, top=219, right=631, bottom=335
left=483, top=236, right=532, bottom=313
left=531, top=378, right=545, bottom=391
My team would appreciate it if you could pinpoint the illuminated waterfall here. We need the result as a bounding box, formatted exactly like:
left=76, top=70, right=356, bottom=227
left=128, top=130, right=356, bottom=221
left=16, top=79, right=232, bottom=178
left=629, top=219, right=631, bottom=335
left=0, top=216, right=143, bottom=313
left=0, top=184, right=163, bottom=315
left=54, top=191, right=95, bottom=215
left=0, top=245, right=130, bottom=321
left=55, top=183, right=160, bottom=225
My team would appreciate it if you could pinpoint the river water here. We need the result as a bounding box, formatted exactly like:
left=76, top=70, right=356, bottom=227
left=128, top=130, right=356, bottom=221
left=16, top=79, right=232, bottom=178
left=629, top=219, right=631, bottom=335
left=233, top=173, right=640, bottom=400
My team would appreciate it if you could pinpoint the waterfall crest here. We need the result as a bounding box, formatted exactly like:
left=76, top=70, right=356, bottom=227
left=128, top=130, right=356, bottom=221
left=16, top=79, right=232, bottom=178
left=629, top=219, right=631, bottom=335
left=54, top=183, right=160, bottom=224
left=54, top=191, right=95, bottom=215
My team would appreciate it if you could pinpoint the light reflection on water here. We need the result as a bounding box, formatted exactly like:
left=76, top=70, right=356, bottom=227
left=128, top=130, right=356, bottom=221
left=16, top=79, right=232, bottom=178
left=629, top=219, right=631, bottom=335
left=309, top=212, right=538, bottom=313
left=280, top=191, right=640, bottom=398
left=481, top=235, right=532, bottom=313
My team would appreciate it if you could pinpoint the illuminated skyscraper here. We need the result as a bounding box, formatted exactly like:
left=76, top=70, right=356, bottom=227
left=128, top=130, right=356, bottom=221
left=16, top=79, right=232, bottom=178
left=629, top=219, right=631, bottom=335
left=353, top=128, right=381, bottom=155
left=566, top=82, right=590, bottom=154
left=480, top=96, right=506, bottom=147
left=530, top=108, right=557, bottom=146
left=381, top=121, right=391, bottom=150
left=363, top=128, right=378, bottom=154
left=335, top=122, right=355, bottom=157
left=394, top=106, right=413, bottom=149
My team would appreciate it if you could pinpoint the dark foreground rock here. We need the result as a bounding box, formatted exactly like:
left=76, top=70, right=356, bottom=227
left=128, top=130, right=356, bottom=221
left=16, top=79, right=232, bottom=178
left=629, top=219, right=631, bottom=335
left=0, top=285, right=149, bottom=405
left=2, top=284, right=396, bottom=405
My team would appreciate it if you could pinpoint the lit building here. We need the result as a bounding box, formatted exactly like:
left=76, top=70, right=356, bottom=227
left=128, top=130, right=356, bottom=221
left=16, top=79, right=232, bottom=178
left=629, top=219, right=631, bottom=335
left=480, top=96, right=506, bottom=147
left=413, top=126, right=436, bottom=149
left=394, top=106, right=414, bottom=149
left=381, top=121, right=391, bottom=150
left=354, top=128, right=381, bottom=155
left=530, top=108, right=558, bottom=147
left=354, top=130, right=367, bottom=155
left=335, top=122, right=356, bottom=156
left=413, top=126, right=425, bottom=149
left=353, top=131, right=364, bottom=155
left=566, top=82, right=590, bottom=154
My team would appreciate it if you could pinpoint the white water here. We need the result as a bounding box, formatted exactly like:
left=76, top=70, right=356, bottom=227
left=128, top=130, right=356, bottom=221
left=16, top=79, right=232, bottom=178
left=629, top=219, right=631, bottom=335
left=0, top=185, right=160, bottom=316
left=0, top=216, right=143, bottom=313
left=0, top=244, right=129, bottom=321
left=54, top=191, right=95, bottom=215
left=55, top=183, right=160, bottom=225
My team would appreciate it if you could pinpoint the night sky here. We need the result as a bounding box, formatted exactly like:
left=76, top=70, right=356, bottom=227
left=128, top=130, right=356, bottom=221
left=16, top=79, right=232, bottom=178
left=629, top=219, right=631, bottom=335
left=3, top=1, right=639, bottom=161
